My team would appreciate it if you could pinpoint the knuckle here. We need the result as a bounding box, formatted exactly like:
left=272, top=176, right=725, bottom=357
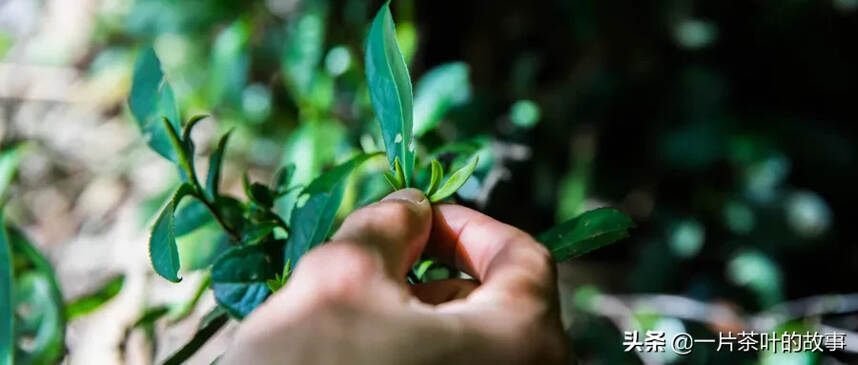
left=514, top=240, right=557, bottom=284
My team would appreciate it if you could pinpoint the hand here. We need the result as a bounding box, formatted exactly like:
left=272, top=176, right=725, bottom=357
left=221, top=189, right=567, bottom=365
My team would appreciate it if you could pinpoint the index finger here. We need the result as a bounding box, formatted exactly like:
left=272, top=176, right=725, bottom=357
left=426, top=204, right=556, bottom=297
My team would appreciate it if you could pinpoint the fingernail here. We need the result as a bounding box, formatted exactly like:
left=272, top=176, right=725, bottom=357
left=382, top=188, right=426, bottom=205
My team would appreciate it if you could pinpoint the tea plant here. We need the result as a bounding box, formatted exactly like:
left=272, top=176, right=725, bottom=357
left=5, top=3, right=637, bottom=364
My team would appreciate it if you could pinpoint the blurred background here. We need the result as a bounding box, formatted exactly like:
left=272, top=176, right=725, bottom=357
left=2, top=0, right=858, bottom=364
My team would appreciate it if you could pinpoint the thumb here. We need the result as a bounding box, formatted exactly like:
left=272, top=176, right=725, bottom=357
left=332, top=188, right=432, bottom=279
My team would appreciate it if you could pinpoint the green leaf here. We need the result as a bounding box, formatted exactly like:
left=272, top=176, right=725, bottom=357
left=128, top=46, right=181, bottom=162
left=209, top=19, right=250, bottom=106
left=174, top=198, right=215, bottom=237
left=266, top=260, right=291, bottom=293
left=538, top=207, right=634, bottom=261
left=366, top=3, right=415, bottom=186
left=0, top=212, right=13, bottom=365
left=282, top=0, right=327, bottom=101
left=206, top=130, right=232, bottom=201
left=428, top=155, right=479, bottom=203
left=211, top=245, right=278, bottom=319
left=149, top=184, right=196, bottom=282
left=240, top=221, right=278, bottom=246
left=162, top=117, right=195, bottom=184
left=272, top=163, right=296, bottom=196
left=243, top=173, right=275, bottom=208
left=413, top=62, right=471, bottom=136
left=382, top=171, right=401, bottom=190
left=181, top=115, right=208, bottom=145
left=0, top=144, right=23, bottom=199
left=425, top=159, right=443, bottom=196
left=5, top=226, right=65, bottom=365
left=280, top=119, right=346, bottom=187
left=412, top=259, right=434, bottom=281
left=64, top=275, right=124, bottom=320
left=162, top=306, right=228, bottom=365
left=214, top=196, right=247, bottom=237
left=284, top=153, right=381, bottom=266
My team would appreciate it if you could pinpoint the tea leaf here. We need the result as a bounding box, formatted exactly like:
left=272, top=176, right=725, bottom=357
left=0, top=144, right=23, bottom=199
left=206, top=130, right=232, bottom=201
left=65, top=275, right=124, bottom=320
left=0, top=212, right=12, bottom=365
left=243, top=173, right=275, bottom=208
left=366, top=3, right=415, bottom=186
left=174, top=198, right=214, bottom=237
left=538, top=207, right=634, bottom=261
left=413, top=62, right=470, bottom=136
left=282, top=0, right=327, bottom=101
left=162, top=117, right=197, bottom=184
left=129, top=46, right=181, bottom=162
left=162, top=306, right=228, bottom=365
left=181, top=115, right=208, bottom=145
left=428, top=155, right=479, bottom=203
left=393, top=157, right=405, bottom=187
left=383, top=171, right=401, bottom=190
left=425, top=159, right=443, bottom=196
left=149, top=184, right=196, bottom=282
left=241, top=221, right=279, bottom=246
left=272, top=163, right=296, bottom=196
left=209, top=19, right=250, bottom=106
left=211, top=245, right=277, bottom=319
left=266, top=260, right=291, bottom=293
left=5, top=226, right=65, bottom=365
left=284, top=153, right=381, bottom=266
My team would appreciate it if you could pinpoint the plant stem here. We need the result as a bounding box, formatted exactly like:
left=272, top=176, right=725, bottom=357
left=197, top=196, right=242, bottom=244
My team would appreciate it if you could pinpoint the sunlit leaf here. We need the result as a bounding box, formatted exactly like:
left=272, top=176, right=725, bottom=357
left=128, top=46, right=181, bottom=162
left=428, top=155, right=478, bottom=203
left=64, top=275, right=124, bottom=320
left=413, top=62, right=470, bottom=136
left=210, top=19, right=250, bottom=106
left=424, top=159, right=443, bottom=196
left=280, top=119, right=346, bottom=187
left=366, top=3, right=415, bottom=186
left=282, top=0, right=327, bottom=101
left=149, top=184, right=196, bottom=282
left=284, top=153, right=382, bottom=266
left=0, top=145, right=23, bottom=199
left=538, top=207, right=634, bottom=261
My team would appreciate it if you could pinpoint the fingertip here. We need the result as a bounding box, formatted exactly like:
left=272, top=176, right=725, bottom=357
left=382, top=188, right=429, bottom=206
left=331, top=188, right=433, bottom=278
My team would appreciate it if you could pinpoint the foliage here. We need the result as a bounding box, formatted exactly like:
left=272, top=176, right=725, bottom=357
left=120, top=3, right=633, bottom=362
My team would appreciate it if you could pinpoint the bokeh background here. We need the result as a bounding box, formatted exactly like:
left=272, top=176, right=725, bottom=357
left=2, top=0, right=858, bottom=364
